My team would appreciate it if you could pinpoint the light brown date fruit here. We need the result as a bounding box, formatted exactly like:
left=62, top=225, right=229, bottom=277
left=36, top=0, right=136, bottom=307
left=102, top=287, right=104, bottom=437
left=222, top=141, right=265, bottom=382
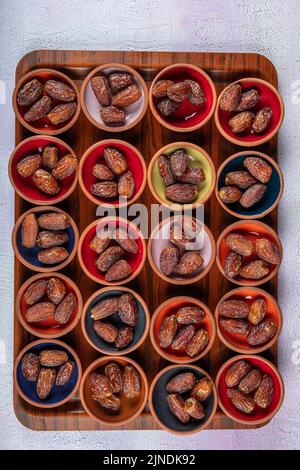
left=243, top=157, right=273, bottom=183
left=47, top=102, right=77, bottom=125
left=21, top=213, right=38, bottom=248
left=24, top=96, right=52, bottom=122
left=118, top=170, right=135, bottom=199
left=100, top=106, right=125, bottom=124
left=248, top=298, right=266, bottom=325
left=152, top=80, right=175, bottom=98
left=235, top=89, right=259, bottom=112
left=219, top=318, right=249, bottom=335
left=36, top=230, right=69, bottom=248
left=54, top=292, right=77, bottom=324
left=26, top=301, right=55, bottom=323
left=92, top=393, right=121, bottom=411
left=38, top=247, right=69, bottom=265
left=225, top=360, right=251, bottom=388
left=89, top=372, right=113, bottom=398
left=24, top=279, right=47, bottom=305
left=33, top=169, right=60, bottom=195
left=247, top=319, right=278, bottom=346
left=219, top=83, right=241, bottom=112
left=173, top=251, right=204, bottom=276
left=42, top=146, right=59, bottom=171
left=165, top=183, right=198, bottom=204
left=219, top=186, right=242, bottom=204
left=255, top=238, right=281, bottom=265
left=229, top=111, right=255, bottom=133
left=37, top=212, right=70, bottom=230
left=104, top=362, right=122, bottom=393
left=112, top=84, right=141, bottom=107
left=17, top=79, right=43, bottom=106
left=218, top=300, right=249, bottom=319
left=158, top=315, right=178, bottom=348
left=95, top=246, right=124, bottom=272
left=254, top=375, right=274, bottom=409
left=239, top=260, right=270, bottom=280
left=224, top=233, right=254, bottom=257
left=122, top=365, right=141, bottom=399
left=56, top=361, right=74, bottom=386
left=238, top=369, right=262, bottom=394
left=225, top=171, right=256, bottom=189
left=252, top=107, right=272, bottom=133
left=176, top=306, right=205, bottom=324
left=92, top=163, right=114, bottom=181
left=167, top=394, right=190, bottom=423
left=44, top=80, right=76, bottom=102
left=227, top=388, right=255, bottom=414
left=166, top=372, right=196, bottom=394
left=104, top=147, right=127, bottom=175
left=224, top=252, right=242, bottom=279
left=191, top=377, right=213, bottom=402
left=171, top=324, right=195, bottom=351
left=22, top=353, right=40, bottom=382
left=239, top=183, right=266, bottom=208
left=91, top=181, right=118, bottom=198
left=39, top=349, right=68, bottom=367
left=184, top=397, right=205, bottom=420
left=108, top=72, right=133, bottom=93
left=186, top=328, right=209, bottom=357
left=105, top=259, right=133, bottom=282
left=91, top=297, right=120, bottom=321
left=47, top=277, right=66, bottom=305
left=91, top=76, right=111, bottom=106
left=52, top=155, right=77, bottom=180
left=37, top=368, right=56, bottom=400
left=89, top=230, right=111, bottom=254
left=93, top=320, right=118, bottom=343
left=17, top=153, right=42, bottom=177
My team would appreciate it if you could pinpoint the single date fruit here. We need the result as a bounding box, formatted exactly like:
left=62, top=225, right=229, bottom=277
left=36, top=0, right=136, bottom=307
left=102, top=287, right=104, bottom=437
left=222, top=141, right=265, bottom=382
left=92, top=163, right=114, bottom=181
left=152, top=80, right=174, bottom=98
left=42, top=146, right=59, bottom=171
left=224, top=252, right=242, bottom=278
left=255, top=238, right=280, bottom=265
left=54, top=292, right=77, bottom=324
left=119, top=293, right=138, bottom=326
left=167, top=394, right=190, bottom=423
left=171, top=324, right=195, bottom=351
left=157, top=98, right=179, bottom=116
left=177, top=167, right=205, bottom=185
left=39, top=349, right=68, bottom=367
left=104, top=147, right=127, bottom=175
left=114, top=229, right=138, bottom=254
left=91, top=297, right=120, bottom=320
left=89, top=372, right=112, bottom=398
left=118, top=170, right=135, bottom=199
left=160, top=246, right=179, bottom=276
left=37, top=212, right=70, bottom=230
left=44, top=80, right=76, bottom=102
left=186, top=328, right=209, bottom=357
left=225, top=360, right=251, bottom=388
left=173, top=250, right=204, bottom=276
left=37, top=368, right=56, bottom=400
left=100, top=106, right=125, bottom=124
left=252, top=107, right=272, bottom=133
left=108, top=72, right=133, bottom=93
left=191, top=377, right=213, bottom=402
left=158, top=155, right=175, bottom=186
left=248, top=298, right=266, bottom=325
left=247, top=319, right=278, bottom=346
left=218, top=300, right=249, bottom=319
left=36, top=230, right=69, bottom=248
left=158, top=315, right=178, bottom=348
left=91, top=76, right=111, bottom=106
left=52, top=155, right=77, bottom=180
left=115, top=326, right=133, bottom=349
left=105, top=259, right=132, bottom=282
left=170, top=150, right=188, bottom=178
left=254, top=375, right=274, bottom=408
left=239, top=260, right=269, bottom=279
left=24, top=96, right=52, bottom=122
left=167, top=81, right=191, bottom=103
left=219, top=186, right=242, bottom=204
left=176, top=306, right=205, bottom=324
left=21, top=213, right=38, bottom=248
left=93, top=320, right=118, bottom=343
left=26, top=301, right=55, bottom=323
left=184, top=79, right=205, bottom=106
left=225, top=171, right=256, bottom=189
left=90, top=231, right=111, bottom=254
left=24, top=279, right=47, bottom=305
left=56, top=361, right=74, bottom=386
left=104, top=362, right=122, bottom=393
left=33, top=169, right=60, bottom=195
left=219, top=83, right=241, bottom=112
left=238, top=369, right=262, bottom=394
left=184, top=397, right=205, bottom=420
left=17, top=79, right=42, bottom=106
left=112, top=84, right=141, bottom=107
left=47, top=102, right=77, bottom=125
left=227, top=388, right=255, bottom=414
left=122, top=365, right=141, bottom=399
left=17, top=153, right=42, bottom=177
left=22, top=353, right=40, bottom=382
left=229, top=111, right=255, bottom=133
left=91, top=181, right=118, bottom=198
left=243, top=157, right=273, bottom=183
left=47, top=277, right=66, bottom=305
left=165, top=183, right=198, bottom=204
left=239, top=183, right=266, bottom=208
left=220, top=318, right=249, bottom=335
left=235, top=89, right=259, bottom=112
left=166, top=372, right=196, bottom=394
left=38, top=247, right=69, bottom=265
left=224, top=233, right=254, bottom=257
left=95, top=246, right=124, bottom=272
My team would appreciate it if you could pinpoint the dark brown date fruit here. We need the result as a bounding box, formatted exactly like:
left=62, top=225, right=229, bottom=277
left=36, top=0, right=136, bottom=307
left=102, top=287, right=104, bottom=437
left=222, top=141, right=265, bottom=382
left=56, top=361, right=74, bottom=386
left=115, top=327, right=133, bottom=349
left=21, top=213, right=39, bottom=248
left=254, top=375, right=274, bottom=409
left=36, top=230, right=69, bottom=248
left=24, top=279, right=47, bottom=305
left=26, top=302, right=55, bottom=323
left=118, top=170, right=135, bottom=199
left=219, top=186, right=242, bottom=203
left=90, top=230, right=111, bottom=254
left=252, top=107, right=272, bottom=133
left=239, top=183, right=266, bottom=208
left=171, top=324, right=195, bottom=351
left=104, top=362, right=122, bottom=393
left=91, top=76, right=111, bottom=106
left=114, top=229, right=138, bottom=254
left=105, top=259, right=132, bottom=282
left=92, top=393, right=121, bottom=411
left=52, top=155, right=77, bottom=180
left=239, top=260, right=270, bottom=279
left=224, top=233, right=254, bottom=257
left=54, top=292, right=77, bottom=324
left=100, top=106, right=125, bottom=124
left=248, top=298, right=266, bottom=325
left=104, top=147, right=127, bottom=175
left=152, top=80, right=175, bottom=98
left=37, top=368, right=56, bottom=400
left=170, top=150, right=188, bottom=178
left=229, top=111, right=255, bottom=133
left=24, top=96, right=52, bottom=122
left=112, top=84, right=141, bottom=107
left=186, top=328, right=208, bottom=357
left=166, top=372, right=196, bottom=394
left=227, top=388, right=255, bottom=414
left=157, top=98, right=179, bottom=116
left=42, top=146, right=59, bottom=171
left=247, top=319, right=278, bottom=346
left=224, top=252, right=242, bottom=279
left=255, top=238, right=281, bottom=265
left=108, top=72, right=133, bottom=93
left=33, top=169, right=60, bottom=195
left=89, top=372, right=112, bottom=398
left=167, top=81, right=191, bottom=103
left=90, top=297, right=120, bottom=320
left=218, top=300, right=249, bottom=319
left=44, top=80, right=76, bottom=102
left=219, top=83, right=241, bottom=112
left=191, top=377, right=213, bottom=402
left=17, top=153, right=42, bottom=177
left=158, top=154, right=175, bottom=186
left=39, top=349, right=68, bottom=367
left=177, top=167, right=205, bottom=185
left=235, top=89, right=259, bottom=112
left=95, top=246, right=124, bottom=272
left=220, top=318, right=249, bottom=335
left=184, top=79, right=205, bottom=106
left=22, top=353, right=40, bottom=382
left=37, top=212, right=70, bottom=230
left=184, top=397, right=205, bottom=420
left=225, top=171, right=256, bottom=189
left=165, top=183, right=198, bottom=204
left=122, top=365, right=141, bottom=399
left=119, top=293, right=138, bottom=326
left=37, top=247, right=69, bottom=265
left=238, top=369, right=262, bottom=394
left=91, top=181, right=118, bottom=198
left=243, top=157, right=273, bottom=184
left=167, top=394, right=190, bottom=423
left=173, top=251, right=204, bottom=276
left=176, top=306, right=205, bottom=324
left=17, top=79, right=42, bottom=106
left=225, top=360, right=251, bottom=388
left=47, top=102, right=77, bottom=125
left=160, top=246, right=179, bottom=276
left=93, top=321, right=118, bottom=343
left=158, top=315, right=178, bottom=348
left=92, top=163, right=114, bottom=181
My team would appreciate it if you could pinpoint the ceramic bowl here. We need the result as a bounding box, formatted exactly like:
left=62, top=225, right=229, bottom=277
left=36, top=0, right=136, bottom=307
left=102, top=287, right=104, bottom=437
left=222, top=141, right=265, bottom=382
left=150, top=296, right=216, bottom=363
left=16, top=272, right=83, bottom=339
left=215, top=287, right=282, bottom=354
left=78, top=217, right=146, bottom=285
left=148, top=216, right=215, bottom=285
left=81, top=286, right=150, bottom=355
left=12, top=206, right=78, bottom=273
left=216, top=220, right=282, bottom=286
left=79, top=139, right=146, bottom=208
left=149, top=364, right=217, bottom=434
left=215, top=77, right=284, bottom=147
left=216, top=151, right=283, bottom=219
left=216, top=355, right=284, bottom=426
left=148, top=142, right=216, bottom=210
left=14, top=339, right=82, bottom=408
left=80, top=63, right=148, bottom=132
left=149, top=63, right=216, bottom=132
left=80, top=356, right=148, bottom=426
left=13, top=68, right=80, bottom=135
left=8, top=135, right=78, bottom=205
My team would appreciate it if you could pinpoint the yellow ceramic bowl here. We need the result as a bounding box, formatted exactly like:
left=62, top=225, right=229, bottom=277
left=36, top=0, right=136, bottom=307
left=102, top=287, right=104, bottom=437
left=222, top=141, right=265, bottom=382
left=148, top=142, right=216, bottom=209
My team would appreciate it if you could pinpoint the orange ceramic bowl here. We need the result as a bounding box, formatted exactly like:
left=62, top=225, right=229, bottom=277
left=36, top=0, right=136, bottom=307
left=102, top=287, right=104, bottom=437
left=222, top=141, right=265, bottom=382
left=150, top=296, right=216, bottom=364
left=215, top=287, right=282, bottom=354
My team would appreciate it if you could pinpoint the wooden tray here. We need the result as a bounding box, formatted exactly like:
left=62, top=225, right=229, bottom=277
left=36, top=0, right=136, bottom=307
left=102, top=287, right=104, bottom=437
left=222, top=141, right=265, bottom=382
left=13, top=50, right=279, bottom=431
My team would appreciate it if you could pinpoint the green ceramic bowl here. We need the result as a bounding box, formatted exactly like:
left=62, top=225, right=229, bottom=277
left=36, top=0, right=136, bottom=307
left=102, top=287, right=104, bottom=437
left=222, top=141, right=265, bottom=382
left=148, top=142, right=216, bottom=209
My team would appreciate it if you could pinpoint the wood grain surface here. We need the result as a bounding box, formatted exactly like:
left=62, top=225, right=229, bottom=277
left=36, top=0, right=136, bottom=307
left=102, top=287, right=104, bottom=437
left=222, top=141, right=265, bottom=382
left=13, top=50, right=279, bottom=430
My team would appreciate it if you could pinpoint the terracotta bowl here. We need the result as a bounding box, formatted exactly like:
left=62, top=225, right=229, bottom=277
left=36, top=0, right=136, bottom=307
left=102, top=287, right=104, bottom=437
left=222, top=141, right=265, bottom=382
left=149, top=63, right=216, bottom=132
left=8, top=135, right=78, bottom=205
left=78, top=217, right=146, bottom=286
left=150, top=296, right=216, bottom=363
left=80, top=356, right=148, bottom=426
left=216, top=151, right=284, bottom=219
left=79, top=139, right=146, bottom=208
left=12, top=68, right=80, bottom=135
left=148, top=216, right=215, bottom=285
left=215, top=77, right=284, bottom=147
left=14, top=339, right=82, bottom=408
left=216, top=355, right=284, bottom=426
left=80, top=63, right=148, bottom=132
left=148, top=142, right=216, bottom=210
left=215, top=287, right=282, bottom=354
left=81, top=286, right=150, bottom=355
left=149, top=364, right=217, bottom=434
left=12, top=206, right=78, bottom=273
left=216, top=220, right=282, bottom=286
left=16, top=272, right=83, bottom=339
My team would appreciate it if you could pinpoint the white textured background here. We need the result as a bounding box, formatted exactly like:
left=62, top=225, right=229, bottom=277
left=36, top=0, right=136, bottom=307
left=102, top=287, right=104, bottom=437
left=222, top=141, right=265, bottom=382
left=0, top=0, right=300, bottom=450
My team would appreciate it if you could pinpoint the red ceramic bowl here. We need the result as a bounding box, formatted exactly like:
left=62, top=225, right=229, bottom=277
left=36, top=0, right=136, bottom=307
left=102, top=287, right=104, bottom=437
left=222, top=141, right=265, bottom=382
left=8, top=135, right=78, bottom=205
left=215, top=287, right=282, bottom=354
left=216, top=220, right=282, bottom=286
left=78, top=217, right=146, bottom=285
left=215, top=78, right=284, bottom=147
left=16, top=273, right=83, bottom=339
left=13, top=68, right=80, bottom=135
left=80, top=356, right=148, bottom=426
left=79, top=139, right=146, bottom=208
left=216, top=355, right=284, bottom=426
left=150, top=297, right=216, bottom=364
left=149, top=63, right=216, bottom=132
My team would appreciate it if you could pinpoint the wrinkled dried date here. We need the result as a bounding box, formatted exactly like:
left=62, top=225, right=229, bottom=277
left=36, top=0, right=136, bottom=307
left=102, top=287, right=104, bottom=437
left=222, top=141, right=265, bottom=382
left=105, top=259, right=132, bottom=282
left=186, top=328, right=208, bottom=357
left=167, top=394, right=190, bottom=423
left=114, top=229, right=138, bottom=254
left=229, top=111, right=255, bottom=133
left=108, top=72, right=133, bottom=93
left=166, top=372, right=196, bottom=394
left=33, top=169, right=60, bottom=195
left=239, top=260, right=270, bottom=279
left=100, top=106, right=125, bottom=124
left=220, top=318, right=249, bottom=335
left=152, top=80, right=174, bottom=98
left=167, top=81, right=191, bottom=103
left=54, top=292, right=76, bottom=324
left=224, top=252, right=242, bottom=279
left=177, top=167, right=205, bottom=185
left=235, top=89, right=259, bottom=112
left=96, top=246, right=124, bottom=272
left=176, top=306, right=205, bottom=324
left=93, top=320, right=118, bottom=343
left=225, top=171, right=256, bottom=189
left=92, top=393, right=121, bottom=411
left=37, top=213, right=70, bottom=230
left=37, top=368, right=56, bottom=400
left=254, top=375, right=274, bottom=408
left=90, top=230, right=111, bottom=254
left=52, top=155, right=77, bottom=180
left=38, top=247, right=69, bottom=265
left=42, top=146, right=59, bottom=171
left=112, top=84, right=141, bottom=107
left=184, top=79, right=205, bottom=106
left=225, top=360, right=251, bottom=388
left=170, top=150, right=188, bottom=178
left=91, top=76, right=111, bottom=106
left=252, top=107, right=272, bottom=133
left=157, top=98, right=180, bottom=116
left=17, top=153, right=42, bottom=177
left=218, top=300, right=249, bottom=319
left=47, top=102, right=77, bottom=125
left=184, top=397, right=205, bottom=420
left=92, top=163, right=114, bottom=181
left=56, top=361, right=74, bottom=386
left=160, top=247, right=179, bottom=276
left=104, top=147, right=127, bottom=175
left=238, top=369, right=262, bottom=394
left=26, top=301, right=55, bottom=323
left=105, top=362, right=122, bottom=393
left=24, top=279, right=47, bottom=305
left=227, top=388, right=255, bottom=414
left=22, top=353, right=40, bottom=382
left=158, top=315, right=178, bottom=348
left=36, top=230, right=69, bottom=248
left=47, top=277, right=66, bottom=305
left=219, top=83, right=241, bottom=112
left=122, top=365, right=141, bottom=399
left=243, top=157, right=273, bottom=183
left=44, top=80, right=76, bottom=102
left=224, top=233, right=254, bottom=256
left=158, top=155, right=175, bottom=186
left=21, top=213, right=39, bottom=248
left=255, top=238, right=280, bottom=265
left=239, top=183, right=266, bottom=208
left=219, top=186, right=242, bottom=204
left=115, top=326, right=133, bottom=349
left=171, top=324, right=195, bottom=351
left=173, top=251, right=204, bottom=276
left=165, top=183, right=198, bottom=204
left=91, top=181, right=118, bottom=198
left=39, top=349, right=68, bottom=367
left=248, top=298, right=266, bottom=325
left=24, top=96, right=52, bottom=122
left=118, top=170, right=135, bottom=199
left=91, top=297, right=120, bottom=320
left=89, top=372, right=113, bottom=398
left=191, top=377, right=213, bottom=402
left=17, top=79, right=43, bottom=106
left=119, top=293, right=138, bottom=326
left=247, top=319, right=278, bottom=346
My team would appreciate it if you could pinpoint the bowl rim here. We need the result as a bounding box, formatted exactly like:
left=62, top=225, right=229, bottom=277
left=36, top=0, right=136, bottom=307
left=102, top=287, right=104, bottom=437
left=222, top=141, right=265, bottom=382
left=147, top=141, right=216, bottom=210
left=214, top=77, right=285, bottom=147
left=14, top=338, right=82, bottom=409
left=149, top=62, right=217, bottom=132
left=215, top=354, right=285, bottom=426
left=215, top=150, right=284, bottom=220
left=77, top=216, right=147, bottom=285
left=149, top=296, right=216, bottom=363
left=8, top=135, right=79, bottom=205
left=81, top=286, right=150, bottom=355
left=12, top=67, right=81, bottom=136
left=148, top=363, right=218, bottom=434
left=216, top=219, right=283, bottom=286
left=11, top=205, right=79, bottom=273
left=78, top=139, right=147, bottom=208
left=79, top=355, right=148, bottom=426
left=147, top=216, right=216, bottom=285
left=80, top=62, right=148, bottom=133
left=16, top=272, right=83, bottom=339
left=214, top=286, right=283, bottom=354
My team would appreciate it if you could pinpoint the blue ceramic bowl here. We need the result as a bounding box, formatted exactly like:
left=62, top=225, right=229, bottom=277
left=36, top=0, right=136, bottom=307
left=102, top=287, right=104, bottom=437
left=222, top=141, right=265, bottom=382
left=149, top=364, right=217, bottom=434
left=216, top=151, right=283, bottom=219
left=12, top=206, right=79, bottom=272
left=82, top=287, right=150, bottom=355
left=14, top=339, right=82, bottom=408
